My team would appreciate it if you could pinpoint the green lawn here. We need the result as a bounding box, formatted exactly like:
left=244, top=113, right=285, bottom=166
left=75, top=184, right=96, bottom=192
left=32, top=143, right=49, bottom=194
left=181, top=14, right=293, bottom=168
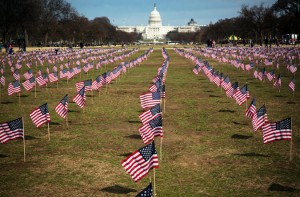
left=0, top=45, right=299, bottom=196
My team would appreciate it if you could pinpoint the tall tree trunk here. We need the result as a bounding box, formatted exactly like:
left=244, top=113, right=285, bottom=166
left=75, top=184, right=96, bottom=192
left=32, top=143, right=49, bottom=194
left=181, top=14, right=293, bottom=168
left=24, top=29, right=29, bottom=46
left=44, top=32, right=48, bottom=46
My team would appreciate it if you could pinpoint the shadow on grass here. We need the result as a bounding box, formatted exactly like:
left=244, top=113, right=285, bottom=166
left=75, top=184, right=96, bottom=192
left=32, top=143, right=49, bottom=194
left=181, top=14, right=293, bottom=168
left=20, top=95, right=29, bottom=97
left=86, top=95, right=95, bottom=98
left=119, top=153, right=132, bottom=157
left=49, top=122, right=60, bottom=125
left=218, top=109, right=235, bottom=113
left=69, top=110, right=80, bottom=113
left=287, top=101, right=296, bottom=104
left=25, top=135, right=39, bottom=140
left=205, top=90, right=214, bottom=92
left=101, top=185, right=137, bottom=194
left=128, top=120, right=141, bottom=124
left=0, top=154, right=8, bottom=158
left=233, top=121, right=248, bottom=126
left=209, top=95, right=220, bottom=98
left=231, top=134, right=252, bottom=139
left=275, top=95, right=286, bottom=98
left=233, top=152, right=269, bottom=157
left=268, top=183, right=299, bottom=192
left=1, top=101, right=14, bottom=104
left=125, top=134, right=142, bottom=140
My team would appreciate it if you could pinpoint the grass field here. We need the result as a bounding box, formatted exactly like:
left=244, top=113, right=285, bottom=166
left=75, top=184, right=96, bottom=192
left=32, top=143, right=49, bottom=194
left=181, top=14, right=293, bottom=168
left=0, top=45, right=299, bottom=196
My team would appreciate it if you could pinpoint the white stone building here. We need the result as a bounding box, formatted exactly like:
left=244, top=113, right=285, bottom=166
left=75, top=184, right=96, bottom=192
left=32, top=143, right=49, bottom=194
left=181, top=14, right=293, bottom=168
left=116, top=4, right=203, bottom=40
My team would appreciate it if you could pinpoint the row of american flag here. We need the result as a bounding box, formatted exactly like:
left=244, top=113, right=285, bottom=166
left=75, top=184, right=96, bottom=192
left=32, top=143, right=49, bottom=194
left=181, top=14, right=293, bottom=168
left=176, top=47, right=296, bottom=94
left=192, top=46, right=299, bottom=70
left=1, top=48, right=146, bottom=96
left=175, top=48, right=293, bottom=145
left=0, top=48, right=154, bottom=144
left=121, top=48, right=170, bottom=196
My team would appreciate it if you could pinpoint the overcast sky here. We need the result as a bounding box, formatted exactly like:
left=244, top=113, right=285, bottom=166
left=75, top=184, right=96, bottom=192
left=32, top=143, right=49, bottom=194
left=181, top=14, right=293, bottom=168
left=67, top=0, right=277, bottom=26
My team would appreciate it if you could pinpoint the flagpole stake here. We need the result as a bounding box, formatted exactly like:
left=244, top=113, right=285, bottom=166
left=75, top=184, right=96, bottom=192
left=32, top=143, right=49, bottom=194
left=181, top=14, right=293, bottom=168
left=48, top=122, right=51, bottom=141
left=163, top=98, right=166, bottom=114
left=22, top=117, right=26, bottom=162
left=92, top=90, right=94, bottom=104
left=290, top=116, right=293, bottom=161
left=19, top=92, right=21, bottom=106
left=35, top=80, right=37, bottom=98
left=153, top=168, right=156, bottom=197
left=160, top=137, right=163, bottom=162
left=66, top=115, right=69, bottom=128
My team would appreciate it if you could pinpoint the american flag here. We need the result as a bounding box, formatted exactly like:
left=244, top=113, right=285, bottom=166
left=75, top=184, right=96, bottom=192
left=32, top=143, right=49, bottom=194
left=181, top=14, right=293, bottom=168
left=92, top=75, right=103, bottom=90
left=22, top=76, right=35, bottom=91
left=75, top=79, right=92, bottom=92
left=140, top=92, right=161, bottom=109
left=193, top=64, right=201, bottom=75
left=245, top=97, right=256, bottom=118
left=106, top=71, right=112, bottom=84
left=273, top=74, right=281, bottom=89
left=0, top=75, right=5, bottom=86
left=121, top=141, right=159, bottom=182
left=289, top=65, right=297, bottom=73
left=74, top=65, right=81, bottom=75
left=149, top=79, right=162, bottom=92
left=30, top=103, right=51, bottom=128
left=36, top=74, right=48, bottom=86
left=266, top=70, right=275, bottom=81
left=233, top=84, right=249, bottom=105
left=152, top=74, right=163, bottom=84
left=59, top=69, right=68, bottom=79
left=73, top=86, right=86, bottom=108
left=0, top=117, right=23, bottom=144
left=139, top=115, right=163, bottom=145
left=252, top=104, right=268, bottom=131
left=24, top=69, right=33, bottom=80
left=288, top=77, right=295, bottom=92
left=262, top=118, right=292, bottom=144
left=49, top=72, right=59, bottom=83
left=226, top=82, right=238, bottom=98
left=136, top=183, right=153, bottom=197
left=67, top=68, right=75, bottom=79
left=55, top=94, right=68, bottom=118
left=13, top=69, right=20, bottom=80
left=221, top=76, right=231, bottom=90
left=158, top=85, right=166, bottom=98
left=8, top=80, right=21, bottom=96
left=253, top=69, right=258, bottom=79
left=213, top=72, right=221, bottom=87
left=139, top=104, right=161, bottom=124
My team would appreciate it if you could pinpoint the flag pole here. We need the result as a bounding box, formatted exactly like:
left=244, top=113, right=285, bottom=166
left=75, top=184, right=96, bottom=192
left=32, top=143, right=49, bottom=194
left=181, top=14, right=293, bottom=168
left=19, top=92, right=21, bottom=106
left=163, top=97, right=166, bottom=114
left=35, top=79, right=37, bottom=98
left=22, top=117, right=26, bottom=162
left=47, top=122, right=51, bottom=141
left=160, top=137, right=163, bottom=162
left=290, top=116, right=293, bottom=161
left=92, top=90, right=94, bottom=104
left=66, top=115, right=69, bottom=128
left=153, top=168, right=156, bottom=197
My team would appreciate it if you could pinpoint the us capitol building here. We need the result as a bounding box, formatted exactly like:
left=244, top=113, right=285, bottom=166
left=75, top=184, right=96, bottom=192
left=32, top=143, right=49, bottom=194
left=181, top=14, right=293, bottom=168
left=116, top=4, right=204, bottom=40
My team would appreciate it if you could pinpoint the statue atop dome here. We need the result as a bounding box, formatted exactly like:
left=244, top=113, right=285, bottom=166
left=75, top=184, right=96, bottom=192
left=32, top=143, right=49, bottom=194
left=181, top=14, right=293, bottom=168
left=148, top=3, right=162, bottom=27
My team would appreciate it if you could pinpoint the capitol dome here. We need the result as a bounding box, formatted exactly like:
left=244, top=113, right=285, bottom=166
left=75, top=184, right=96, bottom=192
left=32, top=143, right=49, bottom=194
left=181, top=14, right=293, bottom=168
left=148, top=4, right=162, bottom=27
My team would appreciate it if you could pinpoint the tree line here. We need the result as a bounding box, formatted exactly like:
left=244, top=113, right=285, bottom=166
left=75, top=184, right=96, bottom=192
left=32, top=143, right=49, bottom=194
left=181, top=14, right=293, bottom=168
left=0, top=0, right=140, bottom=47
left=166, top=0, right=300, bottom=45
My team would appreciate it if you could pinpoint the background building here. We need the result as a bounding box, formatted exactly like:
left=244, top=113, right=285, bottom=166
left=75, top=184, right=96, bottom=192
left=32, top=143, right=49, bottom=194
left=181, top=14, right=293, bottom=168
left=116, top=4, right=204, bottom=40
